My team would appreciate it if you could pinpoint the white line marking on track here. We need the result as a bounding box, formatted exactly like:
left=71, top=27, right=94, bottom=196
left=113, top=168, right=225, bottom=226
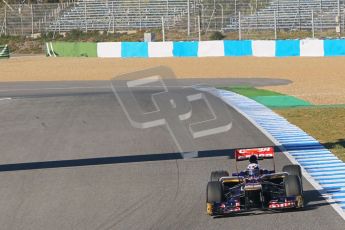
left=0, top=98, right=12, bottom=101
left=0, top=87, right=108, bottom=92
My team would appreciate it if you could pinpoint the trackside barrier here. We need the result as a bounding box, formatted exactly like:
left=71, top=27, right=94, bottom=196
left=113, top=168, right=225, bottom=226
left=0, top=45, right=10, bottom=59
left=46, top=39, right=345, bottom=58
left=275, top=40, right=300, bottom=57
left=223, top=40, right=252, bottom=56
left=46, top=42, right=97, bottom=57
left=212, top=89, right=345, bottom=218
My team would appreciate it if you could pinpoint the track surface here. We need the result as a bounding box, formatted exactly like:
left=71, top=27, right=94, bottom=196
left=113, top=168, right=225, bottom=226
left=0, top=81, right=343, bottom=229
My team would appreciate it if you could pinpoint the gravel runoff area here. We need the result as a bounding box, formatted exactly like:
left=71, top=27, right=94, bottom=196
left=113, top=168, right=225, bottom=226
left=1, top=56, right=345, bottom=104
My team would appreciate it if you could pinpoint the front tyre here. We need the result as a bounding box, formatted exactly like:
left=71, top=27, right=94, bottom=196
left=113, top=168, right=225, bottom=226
left=206, top=181, right=224, bottom=216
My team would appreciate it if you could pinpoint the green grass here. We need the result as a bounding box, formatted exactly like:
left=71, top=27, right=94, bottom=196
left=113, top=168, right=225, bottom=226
left=223, top=86, right=284, bottom=97
left=221, top=86, right=312, bottom=108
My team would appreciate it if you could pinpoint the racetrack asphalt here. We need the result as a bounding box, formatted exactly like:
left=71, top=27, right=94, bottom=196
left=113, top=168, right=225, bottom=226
left=0, top=80, right=343, bottom=230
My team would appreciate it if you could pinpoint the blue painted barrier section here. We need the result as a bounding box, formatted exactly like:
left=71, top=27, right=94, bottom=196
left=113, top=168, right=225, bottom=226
left=121, top=42, right=148, bottom=58
left=224, top=40, right=252, bottom=56
left=275, top=40, right=300, bottom=57
left=324, top=39, right=345, bottom=56
left=172, top=41, right=198, bottom=57
left=215, top=89, right=345, bottom=214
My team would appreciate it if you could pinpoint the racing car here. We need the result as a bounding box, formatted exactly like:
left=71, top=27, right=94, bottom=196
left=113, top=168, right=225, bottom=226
left=206, top=147, right=304, bottom=216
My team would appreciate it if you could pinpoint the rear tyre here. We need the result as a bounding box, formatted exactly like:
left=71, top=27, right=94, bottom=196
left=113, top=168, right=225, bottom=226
left=210, top=170, right=229, bottom=182
left=284, top=175, right=302, bottom=197
left=206, top=181, right=224, bottom=203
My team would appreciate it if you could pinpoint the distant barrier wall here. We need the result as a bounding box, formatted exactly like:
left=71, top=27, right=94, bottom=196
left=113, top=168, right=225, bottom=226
left=0, top=45, right=10, bottom=59
left=46, top=40, right=345, bottom=58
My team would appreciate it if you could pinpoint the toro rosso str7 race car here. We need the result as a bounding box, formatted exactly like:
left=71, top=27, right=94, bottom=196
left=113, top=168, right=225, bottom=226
left=206, top=147, right=304, bottom=216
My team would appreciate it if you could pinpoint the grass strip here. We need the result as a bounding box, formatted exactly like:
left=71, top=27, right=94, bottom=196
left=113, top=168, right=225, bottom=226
left=221, top=86, right=312, bottom=108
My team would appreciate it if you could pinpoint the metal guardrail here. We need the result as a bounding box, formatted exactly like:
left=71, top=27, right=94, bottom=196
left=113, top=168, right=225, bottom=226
left=0, top=44, right=10, bottom=58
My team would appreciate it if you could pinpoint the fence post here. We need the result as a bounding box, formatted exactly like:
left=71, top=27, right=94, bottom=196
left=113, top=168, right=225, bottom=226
left=337, top=0, right=341, bottom=32
left=31, top=5, right=34, bottom=36
left=139, top=0, right=142, bottom=30
left=298, top=0, right=301, bottom=30
left=312, top=10, right=315, bottom=38
left=238, top=11, right=241, bottom=40
left=84, top=2, right=88, bottom=32
left=198, top=15, right=201, bottom=41
left=20, top=14, right=23, bottom=36
left=320, top=0, right=322, bottom=12
left=4, top=6, right=7, bottom=36
left=343, top=10, right=345, bottom=36
left=112, top=1, right=115, bottom=32
left=166, top=0, right=169, bottom=17
left=161, top=16, right=165, bottom=42
left=219, top=3, right=224, bottom=30
left=187, top=0, right=190, bottom=36
left=44, top=13, right=47, bottom=33
left=274, top=11, right=277, bottom=39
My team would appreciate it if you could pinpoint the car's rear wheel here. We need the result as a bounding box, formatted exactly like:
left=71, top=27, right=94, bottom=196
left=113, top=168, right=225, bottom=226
left=210, top=170, right=229, bottom=182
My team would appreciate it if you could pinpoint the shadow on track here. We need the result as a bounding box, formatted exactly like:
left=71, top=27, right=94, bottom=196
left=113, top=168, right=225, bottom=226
left=0, top=148, right=239, bottom=172
left=0, top=145, right=321, bottom=173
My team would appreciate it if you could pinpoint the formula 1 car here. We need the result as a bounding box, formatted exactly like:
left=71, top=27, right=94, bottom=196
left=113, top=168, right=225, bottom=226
left=206, top=147, right=304, bottom=216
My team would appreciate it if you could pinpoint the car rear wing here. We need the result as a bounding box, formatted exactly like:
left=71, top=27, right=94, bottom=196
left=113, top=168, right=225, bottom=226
left=235, top=147, right=274, bottom=161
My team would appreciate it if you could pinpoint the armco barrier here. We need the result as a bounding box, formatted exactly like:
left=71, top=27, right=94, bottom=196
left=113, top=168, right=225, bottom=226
left=0, top=45, right=10, bottom=59
left=46, top=39, right=345, bottom=58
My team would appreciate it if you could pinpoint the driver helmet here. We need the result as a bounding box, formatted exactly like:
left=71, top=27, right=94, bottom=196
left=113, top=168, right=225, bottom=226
left=249, top=155, right=258, bottom=164
left=247, top=163, right=260, bottom=177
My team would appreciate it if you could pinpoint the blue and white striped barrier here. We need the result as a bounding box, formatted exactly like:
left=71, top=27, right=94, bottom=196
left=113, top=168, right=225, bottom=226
left=215, top=89, right=345, bottom=218
left=96, top=39, right=345, bottom=58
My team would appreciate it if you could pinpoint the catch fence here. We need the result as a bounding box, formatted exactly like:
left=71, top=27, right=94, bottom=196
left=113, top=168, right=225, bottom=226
left=1, top=0, right=345, bottom=40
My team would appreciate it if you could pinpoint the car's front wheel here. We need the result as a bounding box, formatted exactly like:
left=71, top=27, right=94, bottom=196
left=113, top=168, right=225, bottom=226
left=206, top=181, right=224, bottom=216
